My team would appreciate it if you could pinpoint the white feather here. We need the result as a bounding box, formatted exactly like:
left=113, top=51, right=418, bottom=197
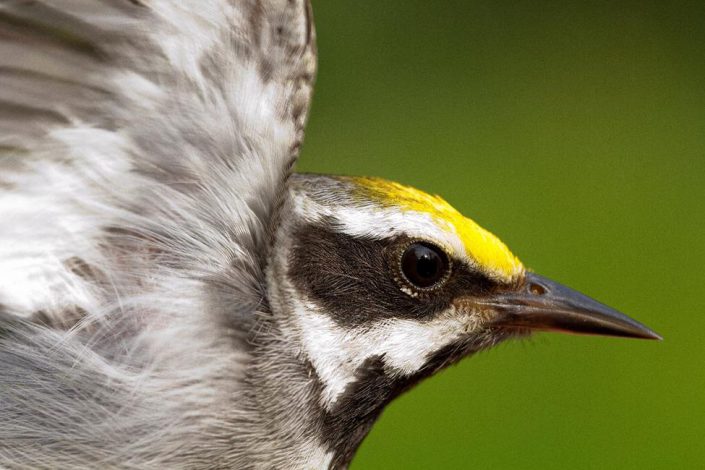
left=0, top=0, right=317, bottom=467
left=286, top=296, right=476, bottom=409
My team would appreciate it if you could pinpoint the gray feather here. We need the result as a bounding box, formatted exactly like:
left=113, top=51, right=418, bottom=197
left=0, top=0, right=318, bottom=468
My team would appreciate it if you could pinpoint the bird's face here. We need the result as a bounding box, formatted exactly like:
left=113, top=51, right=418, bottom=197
left=267, top=174, right=658, bottom=414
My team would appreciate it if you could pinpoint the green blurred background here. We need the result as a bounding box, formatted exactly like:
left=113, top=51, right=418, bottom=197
left=297, top=1, right=705, bottom=468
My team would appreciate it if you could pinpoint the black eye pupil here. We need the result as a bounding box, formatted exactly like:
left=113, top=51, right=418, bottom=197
left=416, top=252, right=438, bottom=279
left=401, top=242, right=450, bottom=289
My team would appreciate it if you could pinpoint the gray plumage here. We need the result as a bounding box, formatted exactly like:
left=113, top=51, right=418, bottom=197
left=0, top=2, right=659, bottom=469
left=0, top=1, right=322, bottom=468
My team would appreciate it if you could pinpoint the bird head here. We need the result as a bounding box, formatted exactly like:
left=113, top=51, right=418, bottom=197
left=266, top=173, right=658, bottom=461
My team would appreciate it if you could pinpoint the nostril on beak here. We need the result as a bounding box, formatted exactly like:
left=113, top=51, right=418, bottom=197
left=528, top=282, right=547, bottom=296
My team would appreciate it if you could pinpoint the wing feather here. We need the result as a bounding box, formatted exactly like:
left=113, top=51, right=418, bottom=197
left=0, top=1, right=317, bottom=466
left=0, top=0, right=316, bottom=322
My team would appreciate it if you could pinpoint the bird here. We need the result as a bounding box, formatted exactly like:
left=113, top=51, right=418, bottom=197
left=0, top=1, right=660, bottom=469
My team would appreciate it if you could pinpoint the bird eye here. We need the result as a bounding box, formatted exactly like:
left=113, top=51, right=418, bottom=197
left=400, top=242, right=451, bottom=289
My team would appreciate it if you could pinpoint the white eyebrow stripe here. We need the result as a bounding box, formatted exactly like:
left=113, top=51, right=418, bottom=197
left=291, top=192, right=468, bottom=261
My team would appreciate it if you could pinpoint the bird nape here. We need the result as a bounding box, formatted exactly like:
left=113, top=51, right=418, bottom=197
left=0, top=1, right=659, bottom=469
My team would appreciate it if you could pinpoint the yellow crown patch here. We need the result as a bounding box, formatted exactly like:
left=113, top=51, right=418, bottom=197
left=350, top=176, right=524, bottom=282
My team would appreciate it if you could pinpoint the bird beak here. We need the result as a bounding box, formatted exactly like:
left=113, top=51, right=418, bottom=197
left=481, top=272, right=661, bottom=340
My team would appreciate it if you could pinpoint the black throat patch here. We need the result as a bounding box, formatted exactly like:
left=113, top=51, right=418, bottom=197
left=287, top=221, right=511, bottom=467
left=314, top=330, right=508, bottom=469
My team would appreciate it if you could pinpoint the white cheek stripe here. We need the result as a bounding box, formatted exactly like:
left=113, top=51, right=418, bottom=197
left=294, top=299, right=475, bottom=409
